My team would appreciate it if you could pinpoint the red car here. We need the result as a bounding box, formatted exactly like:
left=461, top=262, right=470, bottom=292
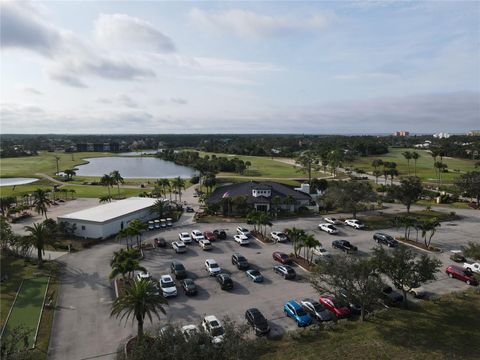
left=203, top=231, right=216, bottom=242
left=446, top=265, right=478, bottom=286
left=319, top=295, right=351, bottom=318
left=272, top=252, right=292, bottom=265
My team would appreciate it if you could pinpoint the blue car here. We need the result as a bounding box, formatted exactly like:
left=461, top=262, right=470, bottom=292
left=284, top=300, right=312, bottom=327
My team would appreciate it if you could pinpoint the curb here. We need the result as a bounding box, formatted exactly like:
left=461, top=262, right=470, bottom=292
left=33, top=276, right=51, bottom=349
left=395, top=237, right=442, bottom=253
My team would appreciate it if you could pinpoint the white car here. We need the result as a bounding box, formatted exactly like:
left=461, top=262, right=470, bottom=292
left=205, top=259, right=222, bottom=276
left=172, top=241, right=186, bottom=253
left=199, top=239, right=213, bottom=251
left=401, top=283, right=427, bottom=298
left=148, top=221, right=155, bottom=230
left=236, top=227, right=251, bottom=237
left=136, top=271, right=151, bottom=281
left=159, top=274, right=177, bottom=297
left=160, top=219, right=167, bottom=228
left=234, top=234, right=250, bottom=246
left=313, top=246, right=331, bottom=257
left=464, top=262, right=480, bottom=274
left=178, top=232, right=192, bottom=244
left=191, top=230, right=205, bottom=242
left=345, top=219, right=365, bottom=229
left=166, top=218, right=173, bottom=227
left=181, top=324, right=200, bottom=341
left=154, top=219, right=160, bottom=229
left=318, top=223, right=339, bottom=235
left=202, top=315, right=225, bottom=344
left=270, top=231, right=288, bottom=242
left=324, top=217, right=341, bottom=225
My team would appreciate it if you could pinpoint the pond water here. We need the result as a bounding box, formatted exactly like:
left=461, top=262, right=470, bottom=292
left=75, top=157, right=197, bottom=179
left=0, top=177, right=38, bottom=187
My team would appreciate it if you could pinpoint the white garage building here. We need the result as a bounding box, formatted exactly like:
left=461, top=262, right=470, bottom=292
left=57, top=197, right=159, bottom=239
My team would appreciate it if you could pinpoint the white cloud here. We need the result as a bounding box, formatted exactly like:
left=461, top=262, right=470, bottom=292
left=94, top=13, right=175, bottom=52
left=333, top=72, right=400, bottom=81
left=189, top=8, right=335, bottom=38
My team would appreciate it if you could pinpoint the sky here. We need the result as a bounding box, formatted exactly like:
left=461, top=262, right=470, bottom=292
left=1, top=0, right=479, bottom=134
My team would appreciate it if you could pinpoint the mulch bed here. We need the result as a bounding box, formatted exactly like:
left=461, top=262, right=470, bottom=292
left=395, top=236, right=442, bottom=253
left=114, top=278, right=133, bottom=298
left=251, top=230, right=272, bottom=244
left=292, top=256, right=316, bottom=272
left=125, top=335, right=155, bottom=356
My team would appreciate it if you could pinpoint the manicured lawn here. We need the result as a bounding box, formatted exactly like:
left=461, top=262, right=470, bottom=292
left=350, top=147, right=476, bottom=183
left=0, top=151, right=112, bottom=178
left=262, top=290, right=480, bottom=360
left=359, top=209, right=458, bottom=230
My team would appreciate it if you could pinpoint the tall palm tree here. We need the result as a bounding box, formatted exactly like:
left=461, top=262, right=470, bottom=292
left=150, top=199, right=169, bottom=219
left=295, top=150, right=318, bottom=185
left=302, top=234, right=320, bottom=264
left=411, top=151, right=420, bottom=176
left=402, top=151, right=412, bottom=175
left=127, top=219, right=147, bottom=247
left=32, top=189, right=52, bottom=219
left=64, top=169, right=76, bottom=181
left=111, top=280, right=167, bottom=340
left=54, top=155, right=61, bottom=175
left=24, top=222, right=50, bottom=268
left=109, top=249, right=146, bottom=280
left=173, top=177, right=186, bottom=202
left=100, top=174, right=114, bottom=198
left=110, top=170, right=124, bottom=198
left=284, top=227, right=306, bottom=257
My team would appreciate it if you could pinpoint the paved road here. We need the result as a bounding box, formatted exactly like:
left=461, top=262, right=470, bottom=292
left=47, top=203, right=480, bottom=360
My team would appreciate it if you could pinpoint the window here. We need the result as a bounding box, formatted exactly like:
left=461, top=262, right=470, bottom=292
left=81, top=225, right=86, bottom=230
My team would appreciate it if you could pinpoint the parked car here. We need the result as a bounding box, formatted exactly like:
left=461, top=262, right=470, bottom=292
left=245, top=308, right=270, bottom=335
left=148, top=221, right=155, bottom=230
left=273, top=265, right=296, bottom=279
left=213, top=229, right=227, bottom=240
left=199, top=239, right=213, bottom=250
left=191, top=230, right=205, bottom=242
left=300, top=298, right=333, bottom=322
left=181, top=324, right=200, bottom=341
left=246, top=269, right=264, bottom=283
left=463, top=262, right=480, bottom=274
left=178, top=232, right=192, bottom=244
left=272, top=251, right=292, bottom=264
left=338, top=289, right=362, bottom=314
left=236, top=227, right=251, bottom=237
left=136, top=271, right=151, bottom=282
left=449, top=251, right=467, bottom=263
left=318, top=223, right=339, bottom=234
left=344, top=219, right=365, bottom=229
left=399, top=282, right=427, bottom=298
left=381, top=286, right=404, bottom=305
left=312, top=246, right=331, bottom=258
left=373, top=233, right=398, bottom=247
left=203, top=231, right=216, bottom=241
left=202, top=315, right=225, bottom=344
left=234, top=234, right=250, bottom=246
left=186, top=206, right=195, bottom=213
left=205, top=259, right=222, bottom=276
left=166, top=218, right=173, bottom=227
left=160, top=219, right=167, bottom=228
left=180, top=278, right=198, bottom=296
left=270, top=231, right=288, bottom=242
left=153, top=237, right=166, bottom=248
left=231, top=253, right=249, bottom=270
left=332, top=240, right=358, bottom=253
left=284, top=300, right=312, bottom=327
left=446, top=265, right=478, bottom=285
left=154, top=219, right=160, bottom=229
left=318, top=295, right=351, bottom=318
left=170, top=261, right=187, bottom=279
left=324, top=217, right=341, bottom=225
left=216, top=273, right=234, bottom=290
left=172, top=241, right=186, bottom=253
left=160, top=275, right=177, bottom=297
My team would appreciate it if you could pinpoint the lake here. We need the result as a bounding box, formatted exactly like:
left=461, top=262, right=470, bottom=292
left=0, top=177, right=38, bottom=187
left=75, top=157, right=197, bottom=179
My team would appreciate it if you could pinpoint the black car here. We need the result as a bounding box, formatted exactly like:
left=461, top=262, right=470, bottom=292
left=217, top=273, right=234, bottom=290
left=245, top=308, right=270, bottom=335
left=332, top=240, right=358, bottom=253
left=373, top=233, right=398, bottom=247
left=382, top=286, right=404, bottom=305
left=450, top=253, right=467, bottom=263
left=185, top=206, right=195, bottom=213
left=231, top=253, right=249, bottom=270
left=170, top=261, right=187, bottom=279
left=180, top=278, right=197, bottom=296
left=213, top=229, right=227, bottom=240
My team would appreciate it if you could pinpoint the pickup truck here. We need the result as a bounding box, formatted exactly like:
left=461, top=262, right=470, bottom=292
left=463, top=262, right=480, bottom=274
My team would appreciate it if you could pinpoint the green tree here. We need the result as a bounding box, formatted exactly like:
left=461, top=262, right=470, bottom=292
left=302, top=233, right=320, bottom=264
left=311, top=256, right=384, bottom=321
left=63, top=169, right=76, bottom=181
left=462, top=241, right=480, bottom=260
left=0, top=196, right=16, bottom=217
left=327, top=149, right=343, bottom=179
left=110, top=170, right=124, bottom=197
left=271, top=195, right=282, bottom=219
left=411, top=151, right=420, bottom=176
left=172, top=177, right=186, bottom=202
left=109, top=248, right=145, bottom=280
left=111, top=280, right=167, bottom=340
left=417, top=218, right=441, bottom=248
left=284, top=227, right=306, bottom=258
left=24, top=222, right=54, bottom=268
left=323, top=181, right=376, bottom=218
left=388, top=176, right=423, bottom=213
left=372, top=245, right=441, bottom=308
left=150, top=199, right=169, bottom=219
left=0, top=217, right=14, bottom=250
left=402, top=151, right=412, bottom=175
left=454, top=171, right=480, bottom=205
left=100, top=174, right=115, bottom=198
left=99, top=195, right=112, bottom=203
left=295, top=150, right=318, bottom=185
left=32, top=189, right=52, bottom=219
left=128, top=219, right=148, bottom=248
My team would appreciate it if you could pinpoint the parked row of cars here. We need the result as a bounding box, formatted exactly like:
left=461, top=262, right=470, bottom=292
left=148, top=218, right=173, bottom=230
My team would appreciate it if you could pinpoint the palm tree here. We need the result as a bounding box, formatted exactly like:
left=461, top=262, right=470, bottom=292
left=110, top=170, right=124, bottom=198
left=373, top=169, right=383, bottom=184
left=411, top=151, right=420, bottom=176
left=328, top=150, right=343, bottom=179
left=69, top=189, right=76, bottom=199
left=64, top=169, right=76, bottom=181
left=402, top=151, right=412, bottom=175
left=128, top=219, right=147, bottom=248
left=303, top=234, right=319, bottom=264
left=150, top=199, right=169, bottom=219
left=284, top=227, right=306, bottom=257
left=100, top=174, right=114, bottom=198
left=271, top=195, right=282, bottom=219
left=54, top=155, right=61, bottom=175
left=32, top=189, right=52, bottom=219
left=109, top=249, right=146, bottom=280
left=172, top=177, right=186, bottom=202
left=99, top=195, right=112, bottom=203
left=295, top=150, right=318, bottom=185
left=24, top=222, right=50, bottom=268
left=418, top=218, right=441, bottom=248
left=111, top=280, right=167, bottom=340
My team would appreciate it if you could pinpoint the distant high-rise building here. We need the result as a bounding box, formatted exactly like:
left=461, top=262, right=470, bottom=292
left=467, top=130, right=480, bottom=136
left=394, top=131, right=410, bottom=137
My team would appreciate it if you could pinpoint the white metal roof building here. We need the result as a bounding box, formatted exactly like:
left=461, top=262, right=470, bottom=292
left=57, top=197, right=159, bottom=239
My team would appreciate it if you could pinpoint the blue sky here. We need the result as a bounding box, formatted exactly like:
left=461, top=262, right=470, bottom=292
left=1, top=0, right=478, bottom=134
